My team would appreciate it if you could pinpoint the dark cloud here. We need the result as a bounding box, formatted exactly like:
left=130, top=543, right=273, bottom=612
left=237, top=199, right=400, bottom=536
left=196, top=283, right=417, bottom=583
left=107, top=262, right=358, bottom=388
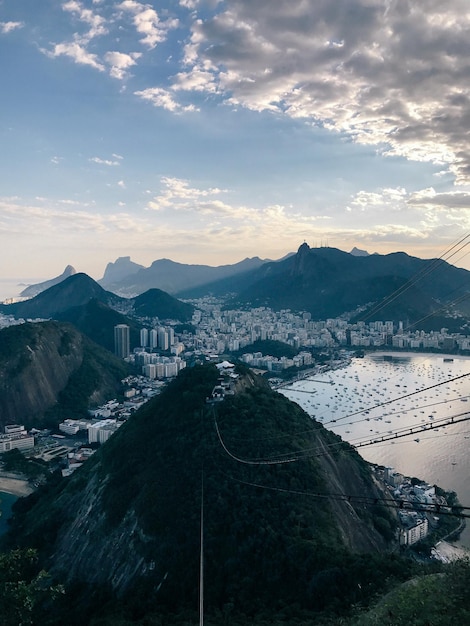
left=181, top=0, right=470, bottom=182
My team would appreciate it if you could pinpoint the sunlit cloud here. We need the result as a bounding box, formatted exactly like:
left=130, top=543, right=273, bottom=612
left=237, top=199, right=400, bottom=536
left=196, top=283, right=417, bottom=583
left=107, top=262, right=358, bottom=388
left=62, top=0, right=108, bottom=41
left=134, top=87, right=198, bottom=112
left=89, top=156, right=121, bottom=166
left=104, top=50, right=142, bottom=80
left=117, top=0, right=178, bottom=49
left=44, top=41, right=105, bottom=71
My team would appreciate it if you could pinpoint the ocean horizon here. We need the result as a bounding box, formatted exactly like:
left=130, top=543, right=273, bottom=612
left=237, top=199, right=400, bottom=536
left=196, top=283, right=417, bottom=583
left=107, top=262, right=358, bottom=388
left=0, top=278, right=45, bottom=303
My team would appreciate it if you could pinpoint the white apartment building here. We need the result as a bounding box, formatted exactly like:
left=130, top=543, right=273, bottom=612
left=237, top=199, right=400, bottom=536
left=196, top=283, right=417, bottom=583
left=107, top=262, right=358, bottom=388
left=87, top=419, right=121, bottom=444
left=0, top=433, right=35, bottom=453
left=401, top=518, right=429, bottom=545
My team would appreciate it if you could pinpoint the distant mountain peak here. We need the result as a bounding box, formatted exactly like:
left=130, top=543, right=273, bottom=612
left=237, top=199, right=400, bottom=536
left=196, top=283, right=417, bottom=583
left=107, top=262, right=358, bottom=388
left=20, top=265, right=77, bottom=298
left=350, top=247, right=370, bottom=257
left=297, top=242, right=311, bottom=255
left=99, top=256, right=145, bottom=288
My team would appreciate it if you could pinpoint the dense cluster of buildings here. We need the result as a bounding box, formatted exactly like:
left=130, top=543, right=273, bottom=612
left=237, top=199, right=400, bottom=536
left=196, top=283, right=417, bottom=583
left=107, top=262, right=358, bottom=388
left=180, top=299, right=470, bottom=355
left=382, top=467, right=450, bottom=546
left=110, top=298, right=470, bottom=382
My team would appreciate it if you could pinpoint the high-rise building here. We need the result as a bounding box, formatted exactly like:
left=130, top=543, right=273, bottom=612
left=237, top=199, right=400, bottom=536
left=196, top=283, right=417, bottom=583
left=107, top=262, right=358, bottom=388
left=149, top=329, right=159, bottom=350
left=114, top=324, right=130, bottom=358
left=158, top=327, right=169, bottom=350
left=140, top=328, right=149, bottom=348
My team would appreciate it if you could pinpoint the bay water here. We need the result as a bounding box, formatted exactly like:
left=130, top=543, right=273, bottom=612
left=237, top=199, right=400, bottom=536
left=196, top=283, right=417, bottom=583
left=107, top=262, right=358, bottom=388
left=0, top=278, right=47, bottom=303
left=280, top=352, right=470, bottom=548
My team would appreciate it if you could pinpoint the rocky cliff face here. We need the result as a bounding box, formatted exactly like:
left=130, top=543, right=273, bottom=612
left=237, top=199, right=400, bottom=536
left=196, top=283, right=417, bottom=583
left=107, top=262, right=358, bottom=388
left=0, top=321, right=126, bottom=428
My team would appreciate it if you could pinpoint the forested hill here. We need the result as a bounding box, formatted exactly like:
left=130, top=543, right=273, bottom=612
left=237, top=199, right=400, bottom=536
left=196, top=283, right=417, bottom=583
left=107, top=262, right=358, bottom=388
left=0, top=321, right=127, bottom=429
left=5, top=364, right=408, bottom=624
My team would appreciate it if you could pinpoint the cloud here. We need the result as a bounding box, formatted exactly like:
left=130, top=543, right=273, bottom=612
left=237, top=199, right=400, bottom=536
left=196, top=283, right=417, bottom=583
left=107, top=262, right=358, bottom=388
left=117, top=0, right=179, bottom=49
left=147, top=177, right=227, bottom=210
left=104, top=50, right=142, bottom=79
left=172, top=67, right=218, bottom=92
left=45, top=41, right=105, bottom=71
left=134, top=87, right=198, bottom=112
left=407, top=188, right=470, bottom=210
left=62, top=0, right=108, bottom=41
left=0, top=21, right=24, bottom=34
left=349, top=188, right=408, bottom=211
left=89, top=156, right=121, bottom=166
left=344, top=186, right=470, bottom=242
left=0, top=196, right=143, bottom=236
left=41, top=2, right=110, bottom=72
left=179, top=0, right=470, bottom=183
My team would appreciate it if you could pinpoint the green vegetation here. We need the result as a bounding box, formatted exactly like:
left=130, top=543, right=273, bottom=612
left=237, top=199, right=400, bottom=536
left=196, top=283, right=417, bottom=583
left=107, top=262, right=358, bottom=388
left=0, top=321, right=128, bottom=430
left=0, top=324, right=39, bottom=363
left=57, top=298, right=141, bottom=353
left=44, top=338, right=128, bottom=424
left=0, top=323, right=40, bottom=377
left=132, top=288, right=194, bottom=321
left=351, top=558, right=470, bottom=625
left=0, top=449, right=46, bottom=480
left=173, top=322, right=196, bottom=335
left=0, top=548, right=63, bottom=625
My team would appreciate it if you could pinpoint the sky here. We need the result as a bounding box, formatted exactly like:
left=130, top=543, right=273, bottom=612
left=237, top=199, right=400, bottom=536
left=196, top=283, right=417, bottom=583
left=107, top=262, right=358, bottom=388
left=1, top=0, right=470, bottom=281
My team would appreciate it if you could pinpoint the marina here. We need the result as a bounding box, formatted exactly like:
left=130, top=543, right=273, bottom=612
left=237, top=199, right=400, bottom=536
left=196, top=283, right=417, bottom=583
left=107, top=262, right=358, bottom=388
left=280, top=352, right=470, bottom=548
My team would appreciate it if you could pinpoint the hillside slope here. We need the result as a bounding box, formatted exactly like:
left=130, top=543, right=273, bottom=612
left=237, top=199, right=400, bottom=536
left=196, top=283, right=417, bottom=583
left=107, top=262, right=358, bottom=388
left=0, top=321, right=127, bottom=428
left=0, top=273, right=125, bottom=320
left=6, top=366, right=401, bottom=623
left=19, top=265, right=77, bottom=298
left=226, top=244, right=470, bottom=327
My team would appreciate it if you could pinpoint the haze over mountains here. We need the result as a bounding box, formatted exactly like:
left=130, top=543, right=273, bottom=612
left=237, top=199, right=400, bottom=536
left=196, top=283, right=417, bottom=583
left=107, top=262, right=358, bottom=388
left=3, top=244, right=470, bottom=333
left=99, top=255, right=269, bottom=297
left=19, top=265, right=77, bottom=298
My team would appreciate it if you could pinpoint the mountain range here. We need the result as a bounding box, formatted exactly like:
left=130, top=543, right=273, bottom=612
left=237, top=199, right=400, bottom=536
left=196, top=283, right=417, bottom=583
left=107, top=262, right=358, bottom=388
left=4, top=244, right=470, bottom=333
left=98, top=255, right=269, bottom=297
left=0, top=274, right=194, bottom=352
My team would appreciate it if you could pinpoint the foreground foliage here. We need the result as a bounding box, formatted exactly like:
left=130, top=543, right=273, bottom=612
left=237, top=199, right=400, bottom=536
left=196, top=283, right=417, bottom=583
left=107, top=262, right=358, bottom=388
left=0, top=549, right=63, bottom=625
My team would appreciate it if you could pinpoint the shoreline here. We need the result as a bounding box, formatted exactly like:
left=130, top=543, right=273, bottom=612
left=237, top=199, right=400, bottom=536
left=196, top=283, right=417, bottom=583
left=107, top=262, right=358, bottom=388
left=0, top=472, right=34, bottom=497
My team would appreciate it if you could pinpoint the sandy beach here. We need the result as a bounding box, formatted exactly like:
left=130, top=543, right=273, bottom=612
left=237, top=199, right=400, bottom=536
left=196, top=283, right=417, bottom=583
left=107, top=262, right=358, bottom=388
left=0, top=472, right=34, bottom=497
left=431, top=540, right=470, bottom=563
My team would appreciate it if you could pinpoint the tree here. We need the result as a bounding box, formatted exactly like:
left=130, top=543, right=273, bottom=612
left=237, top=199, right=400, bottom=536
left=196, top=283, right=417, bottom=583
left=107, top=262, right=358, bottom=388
left=0, top=548, right=63, bottom=625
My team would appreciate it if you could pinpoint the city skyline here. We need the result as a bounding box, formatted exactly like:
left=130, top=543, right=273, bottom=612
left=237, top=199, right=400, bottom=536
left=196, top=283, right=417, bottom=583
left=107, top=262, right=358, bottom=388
left=1, top=0, right=470, bottom=280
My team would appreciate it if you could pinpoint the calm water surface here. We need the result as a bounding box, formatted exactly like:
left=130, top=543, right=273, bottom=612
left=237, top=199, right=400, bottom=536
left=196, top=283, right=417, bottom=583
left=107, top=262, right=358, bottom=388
left=0, top=278, right=43, bottom=303
left=280, top=352, right=470, bottom=548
